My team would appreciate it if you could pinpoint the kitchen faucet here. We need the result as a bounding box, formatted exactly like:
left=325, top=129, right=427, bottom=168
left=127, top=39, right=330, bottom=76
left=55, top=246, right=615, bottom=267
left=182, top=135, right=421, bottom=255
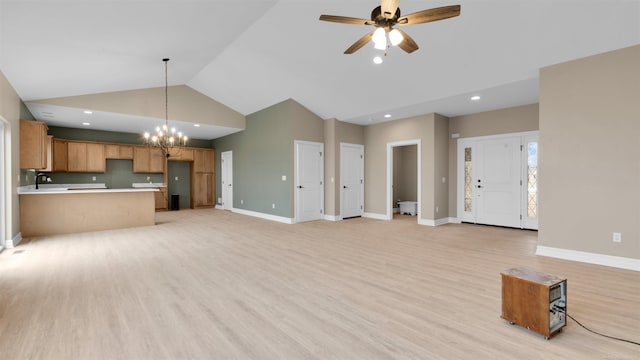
left=35, top=172, right=52, bottom=189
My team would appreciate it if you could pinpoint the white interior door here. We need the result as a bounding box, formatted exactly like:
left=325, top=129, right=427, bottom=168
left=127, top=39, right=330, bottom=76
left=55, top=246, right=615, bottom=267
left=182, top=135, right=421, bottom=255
left=295, top=141, right=324, bottom=222
left=340, top=143, right=364, bottom=219
left=476, top=136, right=522, bottom=228
left=221, top=151, right=233, bottom=210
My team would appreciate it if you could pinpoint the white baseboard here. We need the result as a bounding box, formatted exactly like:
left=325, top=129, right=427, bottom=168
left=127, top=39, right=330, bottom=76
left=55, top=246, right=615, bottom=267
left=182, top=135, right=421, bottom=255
left=536, top=246, right=640, bottom=272
left=0, top=245, right=4, bottom=253
left=6, top=232, right=22, bottom=249
left=448, top=217, right=461, bottom=224
left=232, top=208, right=294, bottom=224
left=417, top=217, right=451, bottom=226
left=324, top=214, right=342, bottom=221
left=215, top=204, right=223, bottom=210
left=363, top=212, right=388, bottom=220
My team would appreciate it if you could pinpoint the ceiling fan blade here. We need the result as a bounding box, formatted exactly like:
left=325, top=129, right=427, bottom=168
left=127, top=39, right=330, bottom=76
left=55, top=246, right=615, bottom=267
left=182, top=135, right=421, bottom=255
left=319, top=15, right=374, bottom=25
left=394, top=29, right=419, bottom=54
left=381, top=0, right=400, bottom=19
left=397, top=5, right=461, bottom=26
left=344, top=30, right=375, bottom=54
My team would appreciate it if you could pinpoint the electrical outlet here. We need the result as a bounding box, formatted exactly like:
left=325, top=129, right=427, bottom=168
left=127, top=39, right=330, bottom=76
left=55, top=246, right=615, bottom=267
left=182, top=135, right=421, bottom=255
left=92, top=176, right=96, bottom=181
left=175, top=176, right=178, bottom=181
left=146, top=176, right=151, bottom=181
left=282, top=175, right=286, bottom=181
left=613, top=232, right=622, bottom=243
left=436, top=206, right=439, bottom=213
left=240, top=200, right=243, bottom=205
left=272, top=203, right=275, bottom=209
left=217, top=197, right=222, bottom=204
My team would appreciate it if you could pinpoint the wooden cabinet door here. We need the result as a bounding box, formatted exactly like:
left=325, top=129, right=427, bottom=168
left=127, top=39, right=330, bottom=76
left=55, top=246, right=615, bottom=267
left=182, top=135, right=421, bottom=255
left=105, top=144, right=120, bottom=159
left=193, top=149, right=215, bottom=173
left=154, top=188, right=167, bottom=210
left=20, top=120, right=48, bottom=169
left=119, top=145, right=134, bottom=159
left=133, top=147, right=150, bottom=173
left=193, top=173, right=215, bottom=207
left=149, top=148, right=165, bottom=173
left=67, top=142, right=87, bottom=172
left=52, top=139, right=68, bottom=172
left=86, top=143, right=105, bottom=172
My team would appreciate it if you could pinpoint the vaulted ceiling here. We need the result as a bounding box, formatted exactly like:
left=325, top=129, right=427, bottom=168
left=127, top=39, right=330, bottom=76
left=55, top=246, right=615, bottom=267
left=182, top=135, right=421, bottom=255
left=1, top=0, right=639, bottom=139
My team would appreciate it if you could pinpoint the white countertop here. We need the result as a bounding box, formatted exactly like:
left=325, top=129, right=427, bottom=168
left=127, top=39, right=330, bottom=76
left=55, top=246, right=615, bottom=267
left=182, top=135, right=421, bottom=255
left=132, top=183, right=167, bottom=188
left=18, top=183, right=159, bottom=195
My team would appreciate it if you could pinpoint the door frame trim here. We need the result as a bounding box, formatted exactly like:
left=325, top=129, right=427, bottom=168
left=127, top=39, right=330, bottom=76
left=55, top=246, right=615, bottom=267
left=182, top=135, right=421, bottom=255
left=386, top=139, right=421, bottom=222
left=340, top=142, right=364, bottom=219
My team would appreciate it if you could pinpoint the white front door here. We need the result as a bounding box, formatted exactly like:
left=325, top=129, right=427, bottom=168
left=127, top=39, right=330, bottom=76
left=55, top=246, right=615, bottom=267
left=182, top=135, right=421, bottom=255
left=476, top=136, right=522, bottom=228
left=457, top=131, right=539, bottom=229
left=340, top=143, right=364, bottom=219
left=221, top=151, right=233, bottom=210
left=295, top=141, right=324, bottom=223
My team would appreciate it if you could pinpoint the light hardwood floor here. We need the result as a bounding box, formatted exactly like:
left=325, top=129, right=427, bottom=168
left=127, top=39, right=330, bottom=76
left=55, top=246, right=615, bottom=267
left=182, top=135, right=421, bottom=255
left=0, top=209, right=638, bottom=359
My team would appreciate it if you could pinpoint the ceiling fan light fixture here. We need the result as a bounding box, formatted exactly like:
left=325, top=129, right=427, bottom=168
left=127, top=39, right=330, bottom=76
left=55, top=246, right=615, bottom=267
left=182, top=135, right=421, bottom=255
left=372, top=27, right=387, bottom=48
left=389, top=29, right=404, bottom=46
left=373, top=56, right=383, bottom=64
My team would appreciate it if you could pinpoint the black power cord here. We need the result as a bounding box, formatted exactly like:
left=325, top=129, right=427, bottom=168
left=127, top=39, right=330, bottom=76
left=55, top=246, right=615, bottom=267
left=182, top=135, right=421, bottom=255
left=567, top=313, right=640, bottom=346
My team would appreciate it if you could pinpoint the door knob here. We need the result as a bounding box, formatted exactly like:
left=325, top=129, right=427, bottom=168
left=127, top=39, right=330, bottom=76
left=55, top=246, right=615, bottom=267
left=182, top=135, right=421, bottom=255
left=297, top=185, right=303, bottom=189
left=343, top=185, right=348, bottom=189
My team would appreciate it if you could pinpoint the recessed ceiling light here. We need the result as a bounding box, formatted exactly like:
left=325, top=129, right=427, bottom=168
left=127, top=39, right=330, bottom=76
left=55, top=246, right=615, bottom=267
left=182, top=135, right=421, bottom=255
left=471, top=95, right=481, bottom=101
left=83, top=110, right=93, bottom=114
left=373, top=56, right=383, bottom=64
left=193, top=124, right=201, bottom=127
left=384, top=114, right=392, bottom=118
left=82, top=122, right=90, bottom=126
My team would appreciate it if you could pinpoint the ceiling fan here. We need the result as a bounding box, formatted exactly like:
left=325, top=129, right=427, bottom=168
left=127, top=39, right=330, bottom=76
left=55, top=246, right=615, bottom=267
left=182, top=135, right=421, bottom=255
left=319, top=0, right=461, bottom=54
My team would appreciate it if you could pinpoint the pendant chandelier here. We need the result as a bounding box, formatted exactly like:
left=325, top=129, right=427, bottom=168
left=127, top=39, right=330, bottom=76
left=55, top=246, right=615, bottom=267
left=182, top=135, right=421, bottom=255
left=143, top=58, right=187, bottom=157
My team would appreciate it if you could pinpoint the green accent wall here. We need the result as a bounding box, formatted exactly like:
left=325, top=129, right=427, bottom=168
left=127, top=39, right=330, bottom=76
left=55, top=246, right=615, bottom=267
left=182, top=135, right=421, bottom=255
left=46, top=160, right=163, bottom=188
left=167, top=161, right=191, bottom=209
left=212, top=99, right=324, bottom=219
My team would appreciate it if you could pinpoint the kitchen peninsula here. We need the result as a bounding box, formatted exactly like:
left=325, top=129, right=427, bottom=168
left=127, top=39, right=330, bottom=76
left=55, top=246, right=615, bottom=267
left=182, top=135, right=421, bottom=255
left=19, top=185, right=156, bottom=237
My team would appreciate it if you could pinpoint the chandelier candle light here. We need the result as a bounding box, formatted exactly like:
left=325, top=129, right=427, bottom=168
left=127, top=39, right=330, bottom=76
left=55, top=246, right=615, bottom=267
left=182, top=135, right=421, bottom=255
left=143, top=58, right=187, bottom=158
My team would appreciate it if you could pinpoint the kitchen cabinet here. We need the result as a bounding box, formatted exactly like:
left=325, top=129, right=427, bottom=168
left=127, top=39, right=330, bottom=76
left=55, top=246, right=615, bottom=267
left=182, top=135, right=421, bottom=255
left=193, top=173, right=215, bottom=207
left=192, top=148, right=215, bottom=207
left=168, top=147, right=194, bottom=161
left=133, top=146, right=165, bottom=173
left=194, top=149, right=215, bottom=173
left=105, top=144, right=134, bottom=159
left=67, top=141, right=105, bottom=172
left=154, top=188, right=168, bottom=210
left=52, top=138, right=68, bottom=172
left=20, top=120, right=49, bottom=169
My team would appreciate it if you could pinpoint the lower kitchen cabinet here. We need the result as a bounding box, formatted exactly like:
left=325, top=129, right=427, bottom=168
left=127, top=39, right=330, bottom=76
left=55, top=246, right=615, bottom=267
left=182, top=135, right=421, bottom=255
left=193, top=173, right=215, bottom=208
left=154, top=188, right=168, bottom=211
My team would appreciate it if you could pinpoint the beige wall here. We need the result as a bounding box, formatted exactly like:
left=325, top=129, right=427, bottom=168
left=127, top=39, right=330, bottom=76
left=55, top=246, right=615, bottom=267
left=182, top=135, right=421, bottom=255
left=447, top=104, right=539, bottom=217
left=0, top=70, right=22, bottom=243
left=32, top=85, right=246, bottom=130
left=364, top=113, right=448, bottom=222
left=539, top=44, right=640, bottom=260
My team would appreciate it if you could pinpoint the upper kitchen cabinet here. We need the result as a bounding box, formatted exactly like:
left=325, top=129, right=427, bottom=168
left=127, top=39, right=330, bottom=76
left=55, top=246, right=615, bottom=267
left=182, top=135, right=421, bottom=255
left=193, top=149, right=215, bottom=173
left=133, top=146, right=165, bottom=173
left=20, top=120, right=49, bottom=170
left=67, top=141, right=106, bottom=172
left=105, top=144, right=134, bottom=160
left=52, top=139, right=68, bottom=172
left=167, top=147, right=194, bottom=161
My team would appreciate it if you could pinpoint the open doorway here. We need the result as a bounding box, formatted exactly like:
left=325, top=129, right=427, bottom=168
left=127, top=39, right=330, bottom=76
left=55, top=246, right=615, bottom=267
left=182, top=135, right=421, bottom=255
left=392, top=145, right=418, bottom=218
left=386, top=139, right=421, bottom=222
